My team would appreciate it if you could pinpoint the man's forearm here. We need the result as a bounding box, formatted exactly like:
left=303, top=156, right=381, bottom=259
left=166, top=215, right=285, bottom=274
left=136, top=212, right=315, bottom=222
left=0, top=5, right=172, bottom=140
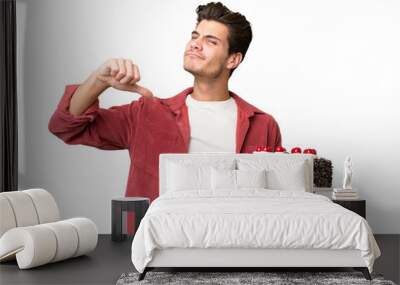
left=69, top=73, right=109, bottom=116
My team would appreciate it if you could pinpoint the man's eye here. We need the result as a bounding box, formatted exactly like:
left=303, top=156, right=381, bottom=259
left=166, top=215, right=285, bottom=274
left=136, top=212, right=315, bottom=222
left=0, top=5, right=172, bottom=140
left=209, top=41, right=217, bottom=45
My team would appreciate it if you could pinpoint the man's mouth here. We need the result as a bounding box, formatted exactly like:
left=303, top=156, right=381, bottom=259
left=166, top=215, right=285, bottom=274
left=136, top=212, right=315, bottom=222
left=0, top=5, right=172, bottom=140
left=185, top=52, right=204, bottom=59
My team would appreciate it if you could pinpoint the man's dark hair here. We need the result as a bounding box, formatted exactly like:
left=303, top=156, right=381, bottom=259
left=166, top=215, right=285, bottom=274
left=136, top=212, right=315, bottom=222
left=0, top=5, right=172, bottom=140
left=195, top=2, right=252, bottom=77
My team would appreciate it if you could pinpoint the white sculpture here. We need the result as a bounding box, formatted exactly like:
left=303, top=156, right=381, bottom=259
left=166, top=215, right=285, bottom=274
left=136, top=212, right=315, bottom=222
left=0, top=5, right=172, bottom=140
left=342, top=156, right=353, bottom=190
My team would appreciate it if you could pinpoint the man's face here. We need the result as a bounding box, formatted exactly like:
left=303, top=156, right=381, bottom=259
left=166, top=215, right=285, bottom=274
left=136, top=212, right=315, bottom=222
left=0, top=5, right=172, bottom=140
left=183, top=20, right=231, bottom=79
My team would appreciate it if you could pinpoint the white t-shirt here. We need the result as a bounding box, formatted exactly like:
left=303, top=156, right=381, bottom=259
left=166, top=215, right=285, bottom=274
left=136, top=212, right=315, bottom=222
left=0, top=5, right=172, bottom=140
left=186, top=93, right=237, bottom=153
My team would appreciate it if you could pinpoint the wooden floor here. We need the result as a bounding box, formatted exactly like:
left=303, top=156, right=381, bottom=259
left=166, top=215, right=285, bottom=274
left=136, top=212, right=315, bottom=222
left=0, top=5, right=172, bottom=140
left=0, top=234, right=398, bottom=285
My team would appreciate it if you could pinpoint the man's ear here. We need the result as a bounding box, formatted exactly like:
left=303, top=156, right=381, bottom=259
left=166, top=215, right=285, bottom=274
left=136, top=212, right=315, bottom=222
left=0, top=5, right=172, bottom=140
left=226, top=52, right=243, bottom=71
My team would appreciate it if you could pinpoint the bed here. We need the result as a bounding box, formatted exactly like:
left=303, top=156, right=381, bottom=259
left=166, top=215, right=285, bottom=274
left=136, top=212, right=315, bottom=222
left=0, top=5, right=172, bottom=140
left=130, top=153, right=381, bottom=281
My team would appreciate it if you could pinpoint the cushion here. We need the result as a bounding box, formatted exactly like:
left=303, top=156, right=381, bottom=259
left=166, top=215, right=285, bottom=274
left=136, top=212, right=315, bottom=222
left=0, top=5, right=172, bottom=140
left=0, top=191, right=40, bottom=227
left=0, top=189, right=98, bottom=270
left=0, top=218, right=98, bottom=269
left=0, top=189, right=60, bottom=237
left=166, top=159, right=236, bottom=192
left=167, top=162, right=211, bottom=191
left=211, top=168, right=236, bottom=190
left=23, top=188, right=60, bottom=224
left=237, top=154, right=313, bottom=192
left=211, top=168, right=267, bottom=190
left=237, top=169, right=267, bottom=189
left=266, top=160, right=308, bottom=191
left=0, top=196, right=16, bottom=237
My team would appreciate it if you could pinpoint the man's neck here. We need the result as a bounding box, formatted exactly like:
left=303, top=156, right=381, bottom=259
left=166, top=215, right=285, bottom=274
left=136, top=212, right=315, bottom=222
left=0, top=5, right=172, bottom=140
left=191, top=77, right=230, bottom=101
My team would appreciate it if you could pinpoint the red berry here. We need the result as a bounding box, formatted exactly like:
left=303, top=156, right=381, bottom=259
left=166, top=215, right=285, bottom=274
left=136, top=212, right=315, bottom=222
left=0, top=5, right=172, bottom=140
left=291, top=147, right=302, bottom=153
left=303, top=148, right=316, bottom=155
left=275, top=146, right=286, bottom=152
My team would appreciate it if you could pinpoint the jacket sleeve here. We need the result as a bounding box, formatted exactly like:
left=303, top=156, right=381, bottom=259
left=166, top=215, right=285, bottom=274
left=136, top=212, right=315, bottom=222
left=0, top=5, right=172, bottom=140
left=267, top=116, right=282, bottom=148
left=48, top=84, right=144, bottom=150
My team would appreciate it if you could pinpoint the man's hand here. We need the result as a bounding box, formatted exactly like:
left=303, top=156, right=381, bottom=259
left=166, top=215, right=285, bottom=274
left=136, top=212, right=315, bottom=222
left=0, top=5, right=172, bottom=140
left=95, top=58, right=153, bottom=97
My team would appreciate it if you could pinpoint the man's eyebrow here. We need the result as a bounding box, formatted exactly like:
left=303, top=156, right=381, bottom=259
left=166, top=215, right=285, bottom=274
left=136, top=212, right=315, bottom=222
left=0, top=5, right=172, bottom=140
left=191, top=31, right=221, bottom=42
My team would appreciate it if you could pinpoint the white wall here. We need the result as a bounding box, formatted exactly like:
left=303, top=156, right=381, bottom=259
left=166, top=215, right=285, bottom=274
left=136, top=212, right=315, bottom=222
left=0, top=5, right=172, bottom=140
left=16, top=0, right=400, bottom=234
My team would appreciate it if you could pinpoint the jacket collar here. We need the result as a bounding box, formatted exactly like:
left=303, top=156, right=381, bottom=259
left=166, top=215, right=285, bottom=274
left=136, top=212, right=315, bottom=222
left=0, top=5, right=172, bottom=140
left=161, top=86, right=266, bottom=118
left=160, top=87, right=266, bottom=153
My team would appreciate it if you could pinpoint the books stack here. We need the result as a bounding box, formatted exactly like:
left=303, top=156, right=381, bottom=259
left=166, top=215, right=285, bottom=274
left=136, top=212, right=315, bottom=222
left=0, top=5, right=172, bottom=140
left=332, top=188, right=359, bottom=200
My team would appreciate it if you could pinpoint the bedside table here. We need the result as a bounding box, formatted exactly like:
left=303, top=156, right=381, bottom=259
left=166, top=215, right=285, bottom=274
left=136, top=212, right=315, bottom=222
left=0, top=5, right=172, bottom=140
left=111, top=197, right=150, bottom=242
left=332, top=199, right=366, bottom=219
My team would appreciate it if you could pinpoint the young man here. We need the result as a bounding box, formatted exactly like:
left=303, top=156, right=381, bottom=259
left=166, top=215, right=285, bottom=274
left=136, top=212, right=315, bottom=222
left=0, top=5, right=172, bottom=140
left=48, top=2, right=281, bottom=229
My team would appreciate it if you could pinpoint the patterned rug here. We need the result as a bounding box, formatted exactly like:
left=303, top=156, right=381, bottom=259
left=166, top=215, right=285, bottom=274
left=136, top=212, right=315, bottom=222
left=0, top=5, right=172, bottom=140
left=116, top=271, right=397, bottom=285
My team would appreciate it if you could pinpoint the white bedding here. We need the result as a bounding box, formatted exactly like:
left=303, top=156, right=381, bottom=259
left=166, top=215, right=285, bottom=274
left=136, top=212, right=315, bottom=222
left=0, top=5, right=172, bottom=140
left=131, top=189, right=381, bottom=273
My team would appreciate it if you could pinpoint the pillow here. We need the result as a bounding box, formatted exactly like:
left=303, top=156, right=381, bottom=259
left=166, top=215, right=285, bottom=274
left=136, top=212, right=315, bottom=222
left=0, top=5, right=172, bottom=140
left=211, top=168, right=267, bottom=190
left=237, top=155, right=312, bottom=192
left=167, top=162, right=210, bottom=191
left=165, top=157, right=237, bottom=192
left=265, top=160, right=308, bottom=191
left=236, top=169, right=267, bottom=188
left=211, top=168, right=236, bottom=190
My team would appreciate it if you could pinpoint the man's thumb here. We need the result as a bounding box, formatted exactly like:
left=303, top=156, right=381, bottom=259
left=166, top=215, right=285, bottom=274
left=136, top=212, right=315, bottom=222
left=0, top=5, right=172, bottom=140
left=131, top=83, right=154, bottom=97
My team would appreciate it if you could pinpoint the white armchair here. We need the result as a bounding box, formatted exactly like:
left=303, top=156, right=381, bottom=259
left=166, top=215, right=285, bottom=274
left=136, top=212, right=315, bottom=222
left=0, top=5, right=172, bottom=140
left=0, top=188, right=98, bottom=269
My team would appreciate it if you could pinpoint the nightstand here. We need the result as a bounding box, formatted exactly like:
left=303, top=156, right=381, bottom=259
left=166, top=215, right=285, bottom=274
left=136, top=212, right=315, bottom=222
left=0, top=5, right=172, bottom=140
left=111, top=197, right=150, bottom=242
left=332, top=199, right=366, bottom=219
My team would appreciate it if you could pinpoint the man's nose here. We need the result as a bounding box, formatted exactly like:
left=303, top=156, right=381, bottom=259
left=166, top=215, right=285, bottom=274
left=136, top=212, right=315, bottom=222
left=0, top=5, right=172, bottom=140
left=190, top=38, right=202, bottom=50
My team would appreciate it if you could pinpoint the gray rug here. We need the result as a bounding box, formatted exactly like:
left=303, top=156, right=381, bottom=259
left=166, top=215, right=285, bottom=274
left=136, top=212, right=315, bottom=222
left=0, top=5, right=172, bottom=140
left=116, top=271, right=397, bottom=285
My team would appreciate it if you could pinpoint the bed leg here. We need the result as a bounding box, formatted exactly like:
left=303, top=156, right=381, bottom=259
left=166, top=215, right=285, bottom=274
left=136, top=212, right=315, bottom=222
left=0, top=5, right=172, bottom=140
left=354, top=267, right=371, bottom=280
left=138, top=268, right=148, bottom=281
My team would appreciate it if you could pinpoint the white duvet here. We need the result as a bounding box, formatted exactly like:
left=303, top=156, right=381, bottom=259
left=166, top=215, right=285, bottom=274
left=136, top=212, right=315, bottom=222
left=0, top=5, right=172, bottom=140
left=131, top=189, right=381, bottom=273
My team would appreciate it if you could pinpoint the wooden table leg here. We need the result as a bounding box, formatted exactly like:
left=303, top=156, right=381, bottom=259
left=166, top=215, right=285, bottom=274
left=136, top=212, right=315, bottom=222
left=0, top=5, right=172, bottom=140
left=111, top=201, right=124, bottom=241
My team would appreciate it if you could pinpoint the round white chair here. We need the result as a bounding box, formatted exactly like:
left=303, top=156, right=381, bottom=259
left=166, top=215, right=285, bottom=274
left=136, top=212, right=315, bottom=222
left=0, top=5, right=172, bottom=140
left=0, top=188, right=98, bottom=269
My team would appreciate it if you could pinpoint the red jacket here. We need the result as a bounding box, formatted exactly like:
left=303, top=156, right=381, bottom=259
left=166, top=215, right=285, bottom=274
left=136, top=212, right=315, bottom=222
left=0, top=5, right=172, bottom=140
left=48, top=84, right=281, bottom=200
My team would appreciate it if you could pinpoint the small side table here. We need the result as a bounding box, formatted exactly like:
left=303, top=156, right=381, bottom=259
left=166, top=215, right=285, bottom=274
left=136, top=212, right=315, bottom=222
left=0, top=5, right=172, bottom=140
left=333, top=199, right=366, bottom=219
left=111, top=197, right=150, bottom=242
